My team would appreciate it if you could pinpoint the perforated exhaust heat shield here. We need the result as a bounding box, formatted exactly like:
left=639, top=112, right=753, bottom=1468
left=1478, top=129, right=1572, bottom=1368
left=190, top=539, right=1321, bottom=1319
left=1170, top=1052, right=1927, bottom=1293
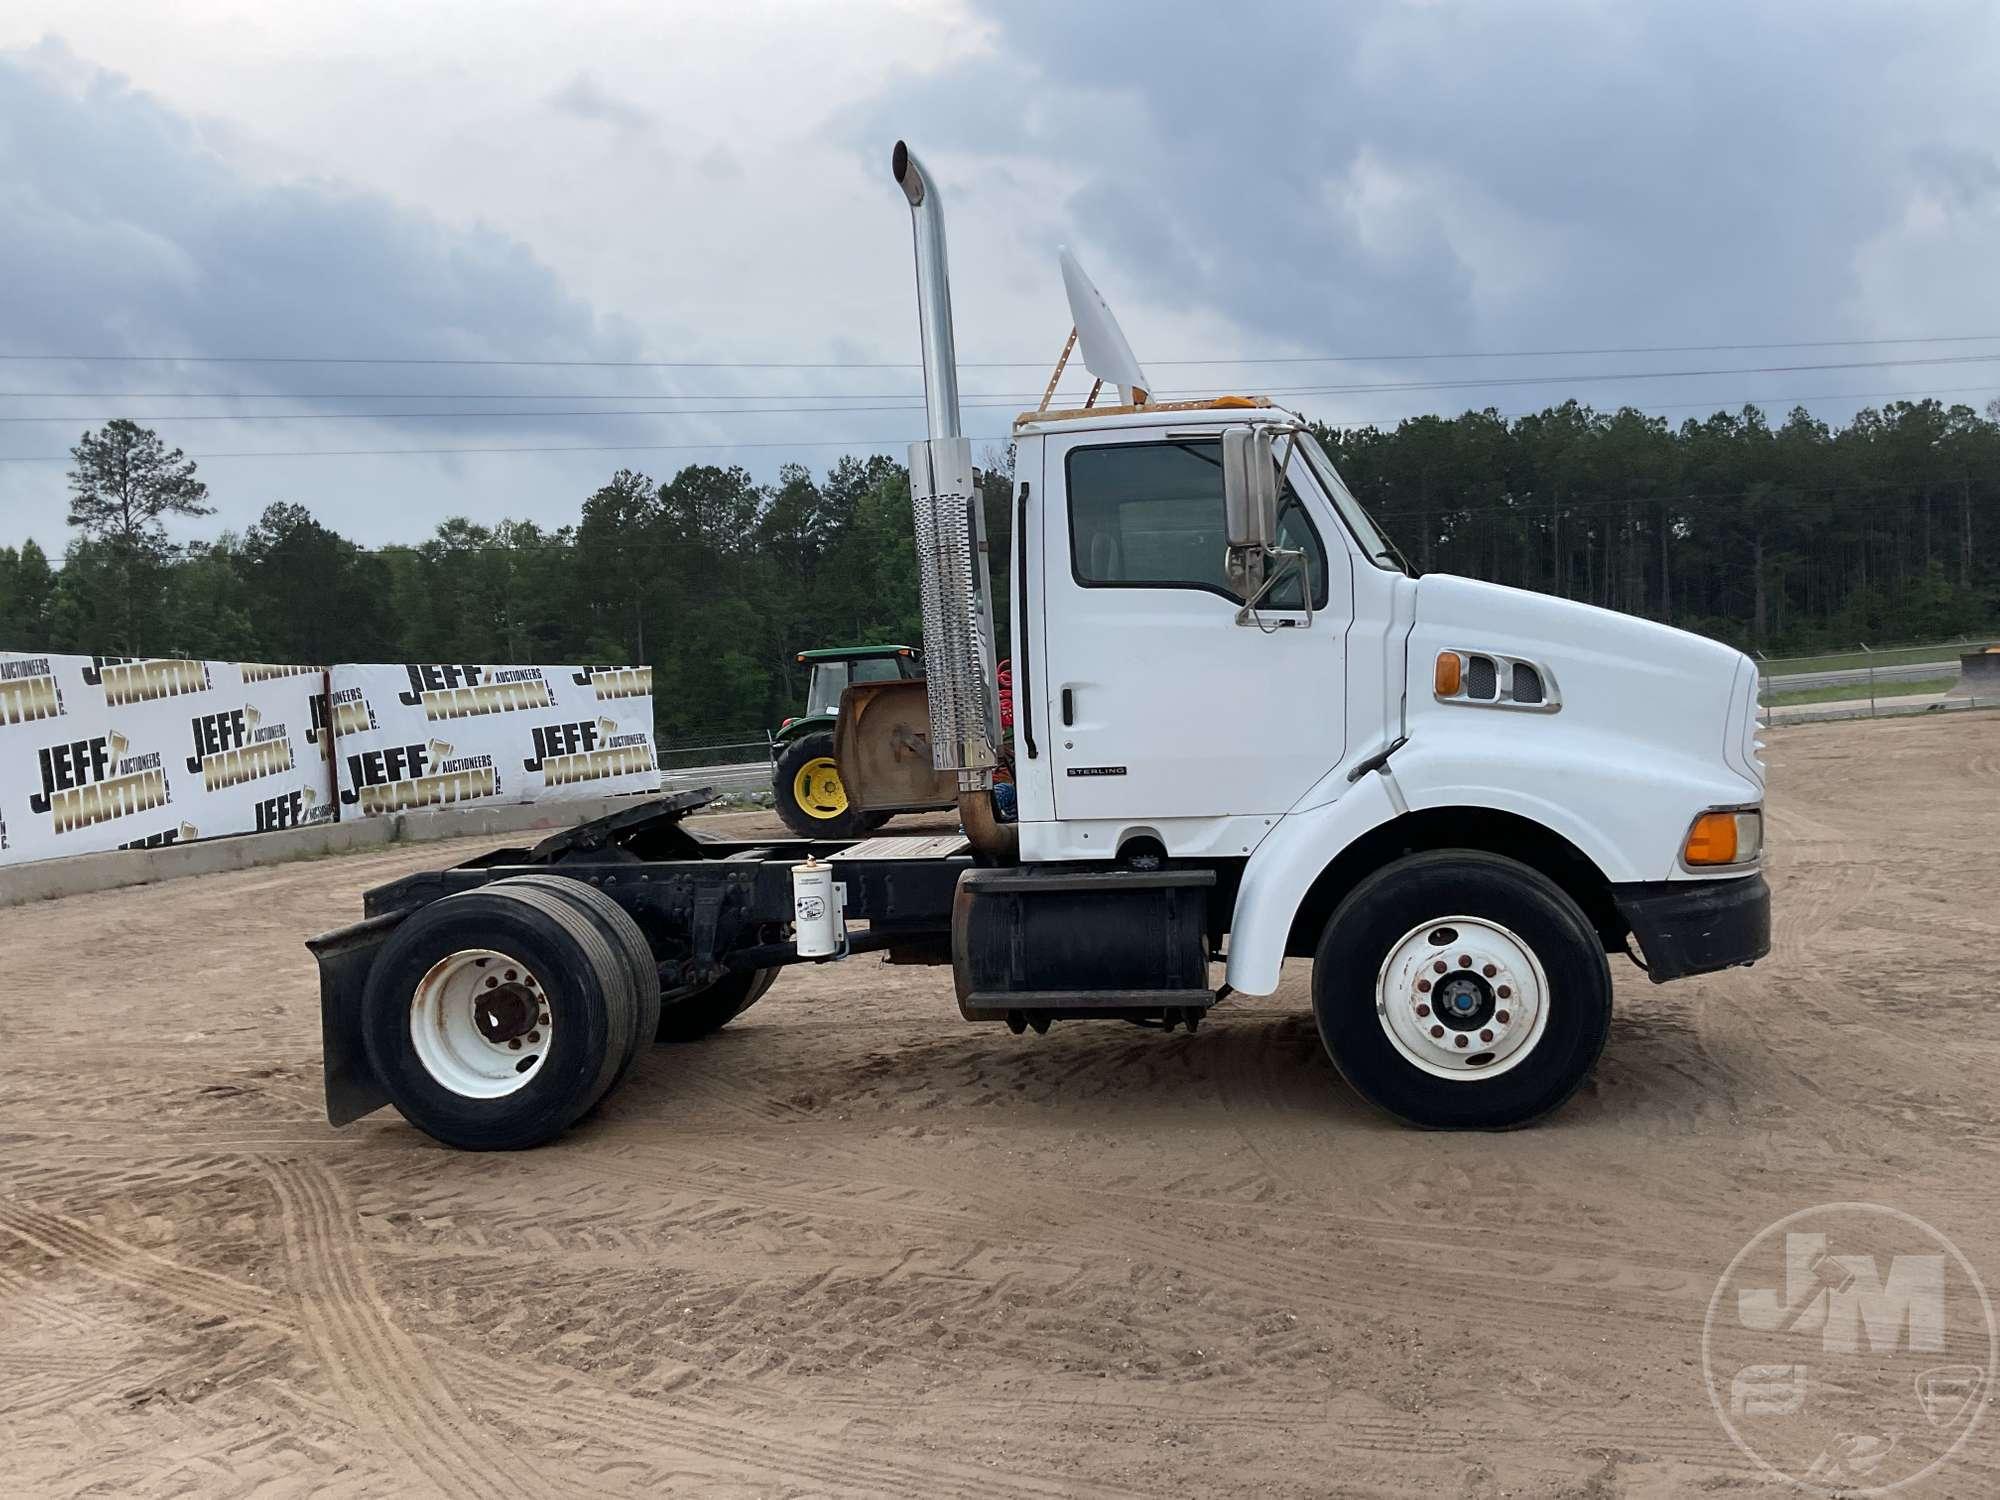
left=909, top=435, right=1001, bottom=773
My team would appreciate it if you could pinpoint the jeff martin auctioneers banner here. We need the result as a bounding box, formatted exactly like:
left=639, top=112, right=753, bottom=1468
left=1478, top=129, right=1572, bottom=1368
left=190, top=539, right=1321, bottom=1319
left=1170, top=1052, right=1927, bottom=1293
left=0, top=652, right=335, bottom=868
left=328, top=663, right=659, bottom=819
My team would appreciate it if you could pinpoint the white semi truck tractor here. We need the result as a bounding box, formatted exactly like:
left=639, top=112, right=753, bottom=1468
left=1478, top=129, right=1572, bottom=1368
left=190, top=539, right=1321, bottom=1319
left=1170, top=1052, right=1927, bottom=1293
left=308, top=143, right=1770, bottom=1148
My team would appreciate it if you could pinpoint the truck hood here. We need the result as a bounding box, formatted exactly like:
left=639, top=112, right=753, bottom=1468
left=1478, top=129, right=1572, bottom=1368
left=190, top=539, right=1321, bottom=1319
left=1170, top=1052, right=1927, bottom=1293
left=1407, top=574, right=1763, bottom=793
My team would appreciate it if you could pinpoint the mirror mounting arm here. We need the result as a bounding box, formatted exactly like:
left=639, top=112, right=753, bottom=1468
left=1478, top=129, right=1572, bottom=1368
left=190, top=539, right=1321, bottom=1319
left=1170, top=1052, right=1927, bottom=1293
left=1234, top=546, right=1312, bottom=631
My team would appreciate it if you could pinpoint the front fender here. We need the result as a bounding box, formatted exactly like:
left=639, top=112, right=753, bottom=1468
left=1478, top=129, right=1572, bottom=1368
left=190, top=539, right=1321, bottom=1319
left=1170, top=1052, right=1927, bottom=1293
left=1222, top=729, right=1760, bottom=998
left=1224, top=773, right=1399, bottom=996
left=773, top=714, right=835, bottom=747
left=1391, top=727, right=1758, bottom=884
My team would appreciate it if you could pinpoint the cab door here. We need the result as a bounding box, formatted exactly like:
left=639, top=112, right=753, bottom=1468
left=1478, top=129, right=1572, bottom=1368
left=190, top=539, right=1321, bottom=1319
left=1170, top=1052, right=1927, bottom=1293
left=1040, top=430, right=1350, bottom=826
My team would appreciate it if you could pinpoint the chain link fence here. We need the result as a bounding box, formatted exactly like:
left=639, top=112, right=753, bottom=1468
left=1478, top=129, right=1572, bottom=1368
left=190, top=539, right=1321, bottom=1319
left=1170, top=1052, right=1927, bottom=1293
left=1756, top=637, right=1999, bottom=726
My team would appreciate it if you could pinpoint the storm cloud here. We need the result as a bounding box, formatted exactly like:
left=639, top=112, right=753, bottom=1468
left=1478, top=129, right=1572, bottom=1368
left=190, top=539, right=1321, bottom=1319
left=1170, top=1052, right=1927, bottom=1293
left=4, top=3, right=2000, bottom=547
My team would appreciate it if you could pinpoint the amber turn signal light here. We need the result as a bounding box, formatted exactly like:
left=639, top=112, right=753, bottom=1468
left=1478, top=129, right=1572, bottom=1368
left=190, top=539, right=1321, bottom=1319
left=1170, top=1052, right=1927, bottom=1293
left=1434, top=651, right=1462, bottom=697
left=1684, top=809, right=1761, bottom=866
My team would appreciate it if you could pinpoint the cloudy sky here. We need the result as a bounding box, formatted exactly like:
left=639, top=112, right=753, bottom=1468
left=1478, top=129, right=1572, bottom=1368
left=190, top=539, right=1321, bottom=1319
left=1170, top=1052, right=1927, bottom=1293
left=4, top=0, right=1999, bottom=550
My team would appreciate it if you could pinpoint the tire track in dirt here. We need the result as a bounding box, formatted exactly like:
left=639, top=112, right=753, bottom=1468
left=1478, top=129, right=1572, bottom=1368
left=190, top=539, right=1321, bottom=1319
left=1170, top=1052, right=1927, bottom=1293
left=0, top=1197, right=288, bottom=1334
left=433, top=1339, right=1143, bottom=1500
left=263, top=1159, right=545, bottom=1500
left=593, top=1130, right=1717, bottom=1329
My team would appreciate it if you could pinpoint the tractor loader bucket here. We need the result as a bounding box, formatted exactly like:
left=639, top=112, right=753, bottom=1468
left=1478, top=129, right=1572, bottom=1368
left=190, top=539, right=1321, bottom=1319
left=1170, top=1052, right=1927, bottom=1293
left=833, top=678, right=958, bottom=813
left=1962, top=647, right=2000, bottom=696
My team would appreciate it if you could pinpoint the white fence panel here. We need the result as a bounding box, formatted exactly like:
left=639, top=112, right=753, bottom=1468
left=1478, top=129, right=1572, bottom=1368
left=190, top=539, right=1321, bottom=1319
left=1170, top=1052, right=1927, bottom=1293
left=0, top=653, right=334, bottom=867
left=329, top=663, right=658, bottom=818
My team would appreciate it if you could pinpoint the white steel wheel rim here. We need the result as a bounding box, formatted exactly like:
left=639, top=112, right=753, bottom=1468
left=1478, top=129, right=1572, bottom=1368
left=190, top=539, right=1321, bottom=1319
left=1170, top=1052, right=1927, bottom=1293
left=409, top=948, right=552, bottom=1098
left=1375, top=916, right=1550, bottom=1082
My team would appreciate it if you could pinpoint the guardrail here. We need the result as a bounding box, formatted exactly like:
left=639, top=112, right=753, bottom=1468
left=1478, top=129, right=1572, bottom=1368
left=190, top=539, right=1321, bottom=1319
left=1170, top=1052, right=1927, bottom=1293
left=651, top=733, right=777, bottom=798
left=1757, top=644, right=1996, bottom=727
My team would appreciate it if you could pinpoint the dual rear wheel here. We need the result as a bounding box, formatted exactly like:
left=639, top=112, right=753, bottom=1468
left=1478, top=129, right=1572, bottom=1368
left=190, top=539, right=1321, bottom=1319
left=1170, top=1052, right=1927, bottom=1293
left=361, top=876, right=774, bottom=1150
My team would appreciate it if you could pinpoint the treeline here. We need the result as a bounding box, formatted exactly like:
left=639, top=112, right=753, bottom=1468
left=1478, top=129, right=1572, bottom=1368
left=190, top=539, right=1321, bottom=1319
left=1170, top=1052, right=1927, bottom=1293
left=1325, top=398, right=2000, bottom=647
left=3, top=399, right=1998, bottom=743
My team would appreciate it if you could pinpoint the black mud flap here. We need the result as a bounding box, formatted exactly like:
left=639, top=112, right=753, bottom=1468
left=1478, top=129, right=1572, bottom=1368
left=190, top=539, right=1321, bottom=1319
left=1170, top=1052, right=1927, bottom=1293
left=306, top=911, right=408, bottom=1126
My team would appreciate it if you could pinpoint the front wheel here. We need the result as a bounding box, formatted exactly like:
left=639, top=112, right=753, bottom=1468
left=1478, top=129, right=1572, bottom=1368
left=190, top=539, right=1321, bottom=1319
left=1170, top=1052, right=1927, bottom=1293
left=772, top=731, right=889, bottom=839
left=1312, top=851, right=1612, bottom=1129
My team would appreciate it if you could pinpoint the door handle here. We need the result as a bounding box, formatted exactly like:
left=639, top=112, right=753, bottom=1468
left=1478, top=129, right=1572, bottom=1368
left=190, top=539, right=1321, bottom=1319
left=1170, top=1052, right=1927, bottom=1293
left=1061, top=687, right=1074, bottom=726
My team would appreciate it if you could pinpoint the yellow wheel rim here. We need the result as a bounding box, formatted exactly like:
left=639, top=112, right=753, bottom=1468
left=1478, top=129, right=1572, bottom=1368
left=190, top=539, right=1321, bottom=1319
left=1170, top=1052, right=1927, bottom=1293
left=792, top=756, right=848, bottom=819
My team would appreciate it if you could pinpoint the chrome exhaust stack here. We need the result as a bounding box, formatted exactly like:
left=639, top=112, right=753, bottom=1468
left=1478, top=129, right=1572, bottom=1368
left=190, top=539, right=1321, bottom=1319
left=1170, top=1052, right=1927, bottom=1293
left=891, top=142, right=1011, bottom=857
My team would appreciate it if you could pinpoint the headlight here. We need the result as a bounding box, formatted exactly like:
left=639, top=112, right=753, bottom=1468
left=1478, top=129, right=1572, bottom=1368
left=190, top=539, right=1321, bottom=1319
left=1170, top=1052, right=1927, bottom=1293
left=1683, top=808, right=1763, bottom=867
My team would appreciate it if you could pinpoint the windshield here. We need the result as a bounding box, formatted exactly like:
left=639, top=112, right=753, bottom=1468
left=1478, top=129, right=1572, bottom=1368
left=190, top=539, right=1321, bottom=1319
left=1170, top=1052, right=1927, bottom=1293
left=1297, top=432, right=1412, bottom=574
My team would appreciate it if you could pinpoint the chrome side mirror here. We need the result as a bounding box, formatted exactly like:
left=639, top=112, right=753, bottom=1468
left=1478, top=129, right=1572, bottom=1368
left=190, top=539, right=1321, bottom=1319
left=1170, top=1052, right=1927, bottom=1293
left=1222, top=426, right=1278, bottom=549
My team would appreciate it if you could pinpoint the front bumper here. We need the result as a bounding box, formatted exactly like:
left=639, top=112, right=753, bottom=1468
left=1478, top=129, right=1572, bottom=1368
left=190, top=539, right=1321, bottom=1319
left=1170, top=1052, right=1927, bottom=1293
left=1613, top=873, right=1771, bottom=984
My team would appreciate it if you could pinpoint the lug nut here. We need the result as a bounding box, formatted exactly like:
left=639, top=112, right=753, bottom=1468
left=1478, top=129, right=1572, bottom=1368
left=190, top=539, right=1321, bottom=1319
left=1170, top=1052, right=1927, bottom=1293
left=1417, top=978, right=1432, bottom=993
left=485, top=976, right=498, bottom=989
left=1480, top=1029, right=1494, bottom=1043
left=1496, top=1010, right=1511, bottom=1024
left=1482, top=963, right=1497, bottom=977
left=1458, top=954, right=1471, bottom=968
left=1416, top=1004, right=1430, bottom=1017
left=504, top=969, right=518, bottom=981
left=508, top=1038, right=522, bottom=1050
left=1430, top=1025, right=1445, bottom=1039
left=1433, top=960, right=1448, bottom=975
left=1497, top=985, right=1512, bottom=999
left=1454, top=1035, right=1469, bottom=1048
left=528, top=1030, right=541, bottom=1044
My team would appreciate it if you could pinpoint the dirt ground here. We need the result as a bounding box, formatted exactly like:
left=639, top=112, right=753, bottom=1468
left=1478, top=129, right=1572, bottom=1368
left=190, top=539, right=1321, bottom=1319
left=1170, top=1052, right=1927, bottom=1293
left=3, top=712, right=1998, bottom=1497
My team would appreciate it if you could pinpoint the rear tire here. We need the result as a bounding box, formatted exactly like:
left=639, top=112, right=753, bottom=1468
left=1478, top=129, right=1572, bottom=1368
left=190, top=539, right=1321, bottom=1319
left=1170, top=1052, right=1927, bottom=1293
left=360, top=883, right=636, bottom=1150
left=773, top=731, right=889, bottom=839
left=655, top=967, right=779, bottom=1043
left=1311, top=850, right=1611, bottom=1129
left=500, top=875, right=662, bottom=1095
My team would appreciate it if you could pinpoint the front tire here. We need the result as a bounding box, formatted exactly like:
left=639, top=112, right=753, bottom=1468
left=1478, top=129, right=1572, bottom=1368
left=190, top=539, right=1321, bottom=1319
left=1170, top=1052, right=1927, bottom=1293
left=1312, top=851, right=1612, bottom=1129
left=360, top=883, right=636, bottom=1150
left=772, top=731, right=889, bottom=839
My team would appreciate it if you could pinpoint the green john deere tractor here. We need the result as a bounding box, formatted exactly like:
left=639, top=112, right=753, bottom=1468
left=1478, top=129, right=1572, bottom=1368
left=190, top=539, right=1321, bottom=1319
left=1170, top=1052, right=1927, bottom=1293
left=771, top=645, right=925, bottom=837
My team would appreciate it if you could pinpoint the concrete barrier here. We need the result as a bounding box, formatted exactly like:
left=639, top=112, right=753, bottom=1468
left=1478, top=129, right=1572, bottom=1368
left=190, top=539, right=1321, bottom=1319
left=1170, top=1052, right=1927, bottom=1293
left=0, top=791, right=687, bottom=908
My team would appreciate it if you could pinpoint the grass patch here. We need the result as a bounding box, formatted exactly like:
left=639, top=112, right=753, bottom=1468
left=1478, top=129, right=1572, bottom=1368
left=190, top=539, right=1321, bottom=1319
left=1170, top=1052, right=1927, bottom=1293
left=1766, top=675, right=1958, bottom=707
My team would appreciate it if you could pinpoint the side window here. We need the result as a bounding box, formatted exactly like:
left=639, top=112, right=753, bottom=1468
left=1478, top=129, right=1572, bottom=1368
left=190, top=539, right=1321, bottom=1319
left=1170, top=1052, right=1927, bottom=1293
left=805, top=662, right=849, bottom=715
left=1067, top=439, right=1328, bottom=608
left=850, top=657, right=902, bottom=684
left=1266, top=491, right=1329, bottom=611
left=1068, top=441, right=1234, bottom=597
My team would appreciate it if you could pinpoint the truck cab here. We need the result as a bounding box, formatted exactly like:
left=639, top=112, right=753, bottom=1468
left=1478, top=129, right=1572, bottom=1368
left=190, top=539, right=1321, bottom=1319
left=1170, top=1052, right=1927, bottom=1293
left=1005, top=400, right=1767, bottom=994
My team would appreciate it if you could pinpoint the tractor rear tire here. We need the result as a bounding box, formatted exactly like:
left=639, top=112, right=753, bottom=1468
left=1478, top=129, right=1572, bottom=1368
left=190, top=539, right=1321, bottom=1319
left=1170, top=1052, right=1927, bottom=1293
left=773, top=731, right=889, bottom=839
left=359, top=883, right=636, bottom=1150
left=655, top=968, right=779, bottom=1043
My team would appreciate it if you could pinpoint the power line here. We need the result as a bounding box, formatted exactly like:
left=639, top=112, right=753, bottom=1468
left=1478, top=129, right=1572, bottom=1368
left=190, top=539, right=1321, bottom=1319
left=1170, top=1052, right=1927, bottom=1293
left=10, top=356, right=2000, bottom=424
left=0, top=436, right=921, bottom=464
left=4, top=380, right=1995, bottom=463
left=4, top=332, right=2000, bottom=371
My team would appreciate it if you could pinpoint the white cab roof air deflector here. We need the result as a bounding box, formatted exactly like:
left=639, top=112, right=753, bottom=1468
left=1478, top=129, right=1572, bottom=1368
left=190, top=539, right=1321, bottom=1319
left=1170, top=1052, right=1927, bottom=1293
left=1058, top=246, right=1152, bottom=406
